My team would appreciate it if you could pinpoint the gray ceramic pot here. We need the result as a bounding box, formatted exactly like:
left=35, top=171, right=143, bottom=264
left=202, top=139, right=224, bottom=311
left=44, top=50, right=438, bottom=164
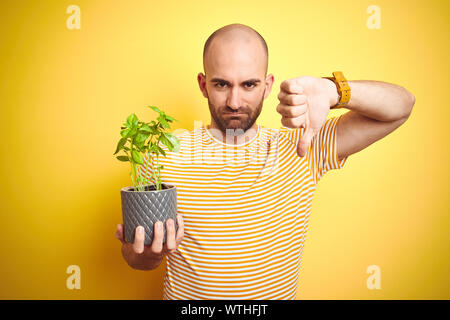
left=121, top=183, right=177, bottom=245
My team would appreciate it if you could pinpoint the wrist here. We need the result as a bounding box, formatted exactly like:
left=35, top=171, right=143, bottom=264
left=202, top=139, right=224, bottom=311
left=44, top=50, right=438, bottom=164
left=322, top=78, right=339, bottom=108
left=133, top=254, right=163, bottom=270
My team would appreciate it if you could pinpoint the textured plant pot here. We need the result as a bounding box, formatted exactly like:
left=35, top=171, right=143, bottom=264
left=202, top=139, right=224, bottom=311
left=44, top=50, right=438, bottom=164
left=121, top=183, right=178, bottom=245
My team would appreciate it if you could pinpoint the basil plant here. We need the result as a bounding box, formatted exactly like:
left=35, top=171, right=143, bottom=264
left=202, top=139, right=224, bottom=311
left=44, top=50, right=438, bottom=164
left=114, top=106, right=180, bottom=191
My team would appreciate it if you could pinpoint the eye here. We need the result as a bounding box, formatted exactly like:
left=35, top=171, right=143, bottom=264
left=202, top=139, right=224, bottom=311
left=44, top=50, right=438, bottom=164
left=244, top=82, right=256, bottom=88
left=215, top=82, right=227, bottom=88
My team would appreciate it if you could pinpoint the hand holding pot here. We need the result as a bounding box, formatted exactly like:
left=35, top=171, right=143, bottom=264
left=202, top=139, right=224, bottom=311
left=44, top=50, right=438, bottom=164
left=116, top=214, right=184, bottom=270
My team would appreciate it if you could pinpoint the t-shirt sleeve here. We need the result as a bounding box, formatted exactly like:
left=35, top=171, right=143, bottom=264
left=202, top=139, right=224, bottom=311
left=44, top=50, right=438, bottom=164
left=279, top=114, right=349, bottom=184
left=305, top=114, right=348, bottom=184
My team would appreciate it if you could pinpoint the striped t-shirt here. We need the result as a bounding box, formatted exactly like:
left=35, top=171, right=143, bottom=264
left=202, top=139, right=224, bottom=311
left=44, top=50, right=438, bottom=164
left=137, top=114, right=348, bottom=300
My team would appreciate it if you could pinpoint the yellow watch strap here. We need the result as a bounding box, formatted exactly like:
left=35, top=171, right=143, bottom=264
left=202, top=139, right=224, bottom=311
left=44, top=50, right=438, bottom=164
left=323, top=71, right=351, bottom=109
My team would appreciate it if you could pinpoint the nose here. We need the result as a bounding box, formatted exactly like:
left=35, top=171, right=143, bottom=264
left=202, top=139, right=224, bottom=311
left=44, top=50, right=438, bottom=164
left=226, top=86, right=241, bottom=111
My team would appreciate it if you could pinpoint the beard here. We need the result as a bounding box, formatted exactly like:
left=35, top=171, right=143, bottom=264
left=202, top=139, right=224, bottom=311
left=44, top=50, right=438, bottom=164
left=208, top=88, right=266, bottom=136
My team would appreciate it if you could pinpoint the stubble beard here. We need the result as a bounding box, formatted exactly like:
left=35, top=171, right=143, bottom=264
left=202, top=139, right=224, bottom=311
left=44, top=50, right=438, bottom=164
left=208, top=88, right=266, bottom=137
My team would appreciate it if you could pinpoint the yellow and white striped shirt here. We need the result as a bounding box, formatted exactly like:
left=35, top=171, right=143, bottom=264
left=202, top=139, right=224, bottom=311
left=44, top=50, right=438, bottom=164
left=138, top=114, right=348, bottom=300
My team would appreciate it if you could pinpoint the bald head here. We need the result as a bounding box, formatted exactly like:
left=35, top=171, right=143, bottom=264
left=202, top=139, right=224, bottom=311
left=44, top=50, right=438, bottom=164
left=202, top=24, right=268, bottom=76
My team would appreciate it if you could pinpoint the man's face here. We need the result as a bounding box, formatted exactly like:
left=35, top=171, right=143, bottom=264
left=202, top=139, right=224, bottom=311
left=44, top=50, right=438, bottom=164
left=207, top=86, right=266, bottom=134
left=199, top=36, right=274, bottom=134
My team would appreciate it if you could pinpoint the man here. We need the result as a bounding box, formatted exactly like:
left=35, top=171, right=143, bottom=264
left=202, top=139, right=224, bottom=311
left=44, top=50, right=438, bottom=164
left=115, top=23, right=415, bottom=299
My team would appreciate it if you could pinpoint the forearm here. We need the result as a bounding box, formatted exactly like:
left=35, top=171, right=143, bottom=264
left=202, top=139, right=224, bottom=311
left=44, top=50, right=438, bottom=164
left=325, top=79, right=415, bottom=122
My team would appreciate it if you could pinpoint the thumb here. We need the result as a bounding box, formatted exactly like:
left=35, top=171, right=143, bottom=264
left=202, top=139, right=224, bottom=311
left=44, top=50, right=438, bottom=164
left=297, top=108, right=313, bottom=157
left=116, top=224, right=126, bottom=244
left=297, top=127, right=313, bottom=158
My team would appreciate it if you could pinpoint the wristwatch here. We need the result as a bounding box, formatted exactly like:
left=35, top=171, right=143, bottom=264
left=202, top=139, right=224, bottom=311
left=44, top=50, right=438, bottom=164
left=322, top=71, right=351, bottom=109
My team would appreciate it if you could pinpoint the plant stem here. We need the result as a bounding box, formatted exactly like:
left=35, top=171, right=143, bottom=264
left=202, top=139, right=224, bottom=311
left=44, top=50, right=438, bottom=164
left=129, top=136, right=140, bottom=192
left=155, top=133, right=163, bottom=191
left=147, top=152, right=157, bottom=190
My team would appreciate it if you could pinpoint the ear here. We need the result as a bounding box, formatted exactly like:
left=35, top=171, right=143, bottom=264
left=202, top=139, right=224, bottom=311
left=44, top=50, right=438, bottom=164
left=197, top=72, right=209, bottom=99
left=263, top=73, right=274, bottom=99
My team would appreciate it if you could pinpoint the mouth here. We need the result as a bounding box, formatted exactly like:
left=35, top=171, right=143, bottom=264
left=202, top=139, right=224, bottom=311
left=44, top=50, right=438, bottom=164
left=224, top=113, right=246, bottom=116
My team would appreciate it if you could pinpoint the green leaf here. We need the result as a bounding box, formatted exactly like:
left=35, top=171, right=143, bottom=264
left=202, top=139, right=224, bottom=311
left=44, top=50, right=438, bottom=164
left=135, top=131, right=149, bottom=151
left=135, top=131, right=149, bottom=144
left=126, top=113, right=139, bottom=127
left=151, top=126, right=159, bottom=135
left=114, top=137, right=127, bottom=155
left=116, top=155, right=129, bottom=162
left=156, top=145, right=166, bottom=157
left=164, top=114, right=177, bottom=122
left=139, top=124, right=152, bottom=133
left=134, top=142, right=144, bottom=151
left=122, top=125, right=138, bottom=138
left=120, top=128, right=130, bottom=138
left=148, top=144, right=159, bottom=154
left=147, top=105, right=162, bottom=114
left=159, top=134, right=173, bottom=150
left=128, top=127, right=138, bottom=138
left=131, top=149, right=144, bottom=165
left=135, top=144, right=145, bottom=153
left=162, top=132, right=180, bottom=152
left=158, top=115, right=170, bottom=129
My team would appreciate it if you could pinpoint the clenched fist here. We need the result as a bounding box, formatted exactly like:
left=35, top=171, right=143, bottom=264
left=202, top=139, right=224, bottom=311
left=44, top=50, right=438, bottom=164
left=276, top=76, right=338, bottom=157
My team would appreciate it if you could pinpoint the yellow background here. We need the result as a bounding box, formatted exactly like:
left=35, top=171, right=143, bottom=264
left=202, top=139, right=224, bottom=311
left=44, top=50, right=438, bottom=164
left=0, top=0, right=448, bottom=299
